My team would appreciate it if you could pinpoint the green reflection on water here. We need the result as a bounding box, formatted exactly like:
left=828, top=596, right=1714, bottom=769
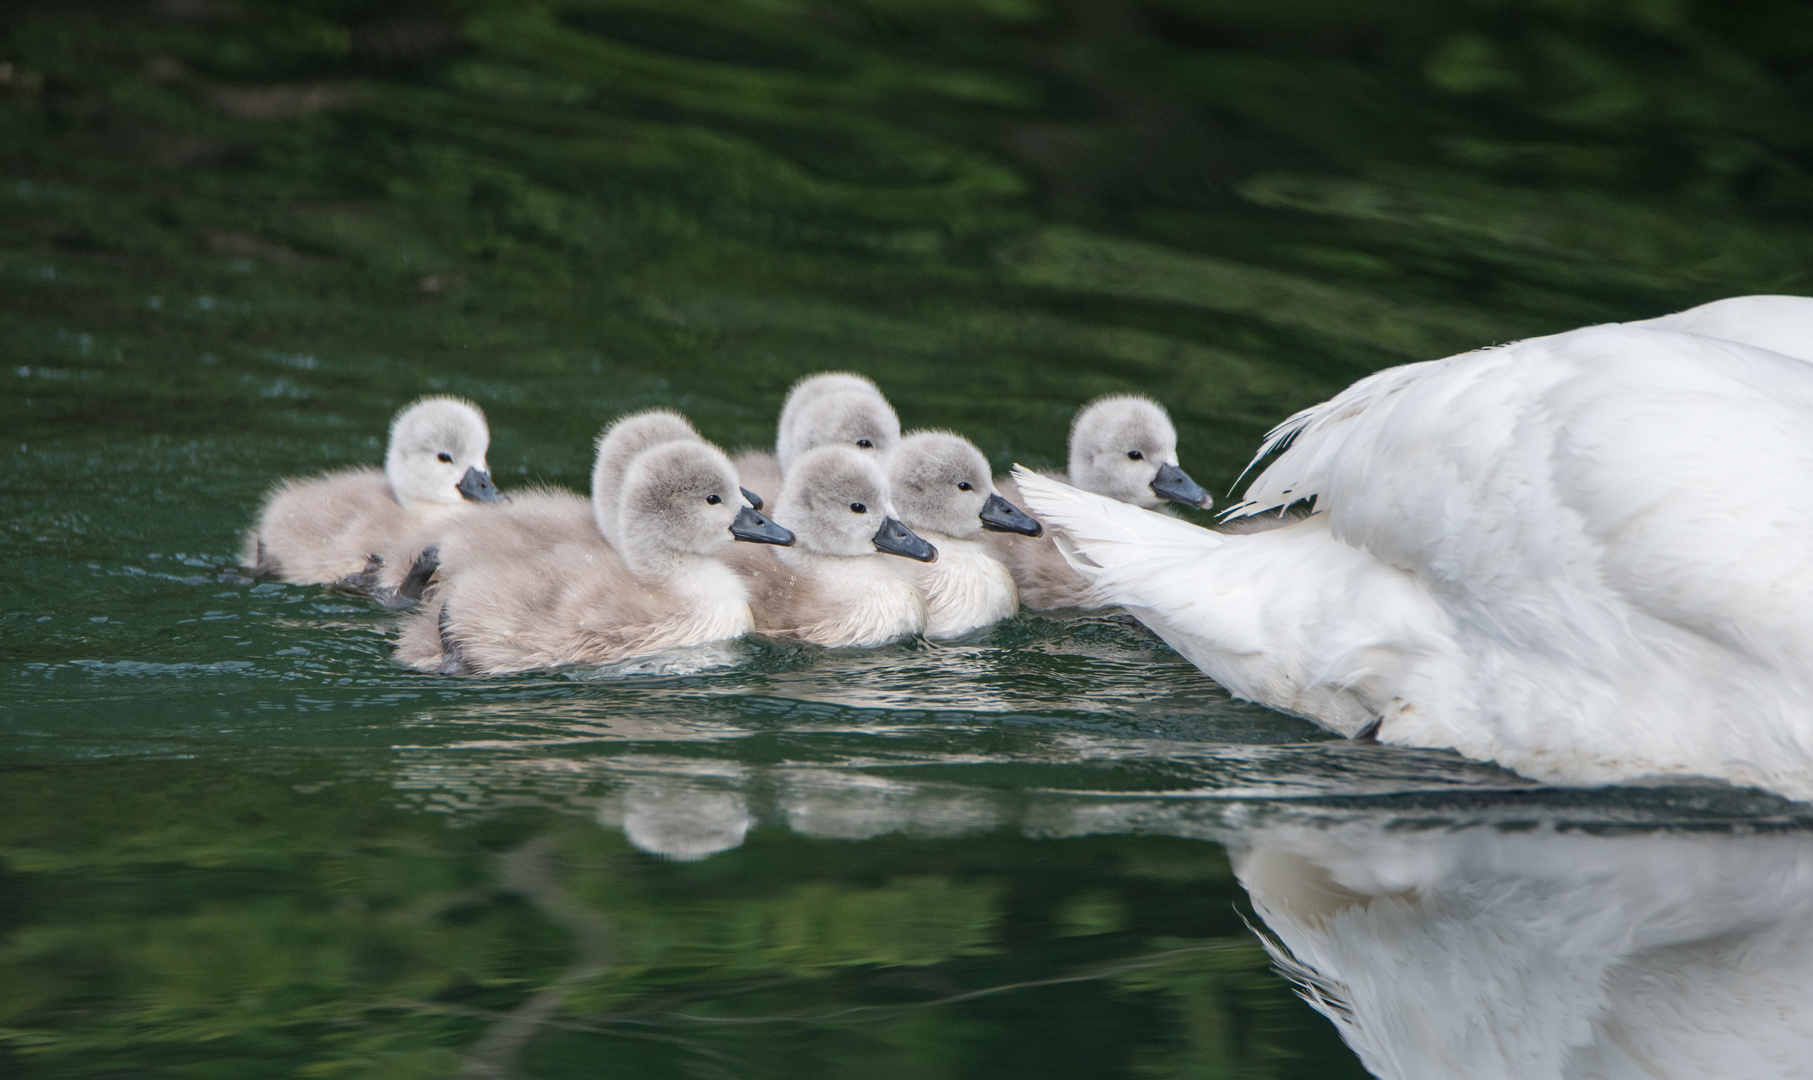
left=4, top=0, right=1813, bottom=1076
left=0, top=763, right=1353, bottom=1079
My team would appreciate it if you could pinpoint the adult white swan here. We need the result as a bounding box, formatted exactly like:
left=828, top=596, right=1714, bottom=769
left=1014, top=311, right=1813, bottom=800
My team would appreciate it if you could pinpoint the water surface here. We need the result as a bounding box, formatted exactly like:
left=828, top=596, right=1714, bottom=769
left=6, top=2, right=1813, bottom=1077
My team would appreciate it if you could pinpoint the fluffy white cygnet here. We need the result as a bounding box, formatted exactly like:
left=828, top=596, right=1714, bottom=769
left=589, top=408, right=704, bottom=548
left=243, top=395, right=505, bottom=601
left=724, top=444, right=935, bottom=648
left=990, top=394, right=1211, bottom=610
left=887, top=431, right=1041, bottom=639
left=734, top=371, right=902, bottom=500
left=1016, top=320, right=1813, bottom=800
left=395, top=439, right=793, bottom=675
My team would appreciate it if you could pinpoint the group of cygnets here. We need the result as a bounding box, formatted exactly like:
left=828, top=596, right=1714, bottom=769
left=244, top=373, right=1213, bottom=675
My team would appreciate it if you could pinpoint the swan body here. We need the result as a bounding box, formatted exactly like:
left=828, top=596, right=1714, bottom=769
left=991, top=394, right=1211, bottom=610
left=888, top=431, right=1041, bottom=638
left=726, top=444, right=934, bottom=648
left=1235, top=819, right=1813, bottom=1080
left=1632, top=293, right=1813, bottom=362
left=396, top=439, right=791, bottom=675
left=1015, top=323, right=1813, bottom=799
left=244, top=396, right=504, bottom=601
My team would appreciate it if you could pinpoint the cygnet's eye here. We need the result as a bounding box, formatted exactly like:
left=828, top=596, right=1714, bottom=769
left=850, top=502, right=868, bottom=514
left=856, top=438, right=874, bottom=449
left=957, top=481, right=973, bottom=492
left=1126, top=450, right=1144, bottom=461
left=706, top=494, right=722, bottom=505
left=437, top=452, right=454, bottom=464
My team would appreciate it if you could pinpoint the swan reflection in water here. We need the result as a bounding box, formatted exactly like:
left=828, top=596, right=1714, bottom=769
left=1232, top=817, right=1813, bottom=1080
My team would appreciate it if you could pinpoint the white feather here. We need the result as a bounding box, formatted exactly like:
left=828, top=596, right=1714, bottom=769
left=1015, top=317, right=1813, bottom=800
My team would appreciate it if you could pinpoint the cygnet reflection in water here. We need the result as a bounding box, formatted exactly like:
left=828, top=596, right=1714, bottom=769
left=609, top=776, right=753, bottom=862
left=1232, top=817, right=1813, bottom=1080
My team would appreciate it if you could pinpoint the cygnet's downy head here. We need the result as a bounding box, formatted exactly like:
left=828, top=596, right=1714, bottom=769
left=1068, top=395, right=1212, bottom=510
left=888, top=431, right=1042, bottom=540
left=776, top=387, right=901, bottom=473
left=778, top=445, right=936, bottom=562
left=616, top=441, right=793, bottom=577
left=385, top=396, right=503, bottom=509
left=591, top=409, right=702, bottom=543
left=778, top=371, right=884, bottom=444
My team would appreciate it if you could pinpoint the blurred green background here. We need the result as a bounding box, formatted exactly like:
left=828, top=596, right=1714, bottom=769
left=5, top=1, right=1813, bottom=1077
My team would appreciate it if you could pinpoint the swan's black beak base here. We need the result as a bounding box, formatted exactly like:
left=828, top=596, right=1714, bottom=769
left=978, top=492, right=1043, bottom=536
left=740, top=487, right=764, bottom=511
left=457, top=467, right=506, bottom=504
left=730, top=505, right=794, bottom=545
left=1150, top=462, right=1211, bottom=509
left=873, top=517, right=938, bottom=562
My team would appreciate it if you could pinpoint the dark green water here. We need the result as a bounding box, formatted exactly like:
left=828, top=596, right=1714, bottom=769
left=6, top=2, right=1813, bottom=1077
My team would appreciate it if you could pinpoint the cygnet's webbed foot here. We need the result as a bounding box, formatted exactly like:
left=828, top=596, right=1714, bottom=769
left=373, top=546, right=440, bottom=610
left=238, top=535, right=280, bottom=581
left=397, top=545, right=439, bottom=602
left=436, top=603, right=469, bottom=676
left=334, top=553, right=387, bottom=600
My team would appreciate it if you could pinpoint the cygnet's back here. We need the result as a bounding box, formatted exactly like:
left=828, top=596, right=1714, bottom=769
left=888, top=431, right=1042, bottom=638
left=396, top=439, right=793, bottom=675
left=991, top=395, right=1211, bottom=610
left=725, top=444, right=934, bottom=648
left=244, top=395, right=505, bottom=598
left=734, top=372, right=901, bottom=498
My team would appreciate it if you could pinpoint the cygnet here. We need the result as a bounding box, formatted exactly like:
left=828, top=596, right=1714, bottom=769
left=395, top=440, right=794, bottom=675
left=723, top=444, right=936, bottom=648
left=733, top=371, right=901, bottom=500
left=887, top=431, right=1042, bottom=639
left=243, top=395, right=505, bottom=604
left=590, top=408, right=769, bottom=539
left=991, top=395, right=1210, bottom=609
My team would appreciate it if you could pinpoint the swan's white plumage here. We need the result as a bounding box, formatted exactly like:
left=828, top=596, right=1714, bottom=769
left=1632, top=293, right=1813, bottom=363
left=1016, top=322, right=1813, bottom=799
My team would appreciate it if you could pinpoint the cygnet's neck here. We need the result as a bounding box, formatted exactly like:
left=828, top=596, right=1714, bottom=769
left=904, top=529, right=1017, bottom=639
left=775, top=543, right=926, bottom=646
left=622, top=542, right=723, bottom=584
left=1063, top=469, right=1162, bottom=511
left=397, top=494, right=466, bottom=521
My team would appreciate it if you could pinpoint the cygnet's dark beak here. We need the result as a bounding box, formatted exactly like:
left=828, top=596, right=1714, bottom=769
left=730, top=505, right=793, bottom=546
left=740, top=487, right=764, bottom=511
left=1150, top=462, right=1211, bottom=509
left=873, top=517, right=937, bottom=562
left=457, top=466, right=506, bottom=503
left=978, top=492, right=1043, bottom=536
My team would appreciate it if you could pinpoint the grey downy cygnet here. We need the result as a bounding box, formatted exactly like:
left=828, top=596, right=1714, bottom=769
left=590, top=408, right=766, bottom=542
left=243, top=395, right=506, bottom=604
left=887, top=430, right=1042, bottom=639
left=723, top=443, right=936, bottom=648
left=380, top=406, right=714, bottom=609
left=395, top=439, right=793, bottom=675
left=991, top=395, right=1212, bottom=610
left=733, top=371, right=901, bottom=501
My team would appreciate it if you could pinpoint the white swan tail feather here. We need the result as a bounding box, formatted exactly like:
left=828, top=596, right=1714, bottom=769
left=1010, top=467, right=1225, bottom=613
